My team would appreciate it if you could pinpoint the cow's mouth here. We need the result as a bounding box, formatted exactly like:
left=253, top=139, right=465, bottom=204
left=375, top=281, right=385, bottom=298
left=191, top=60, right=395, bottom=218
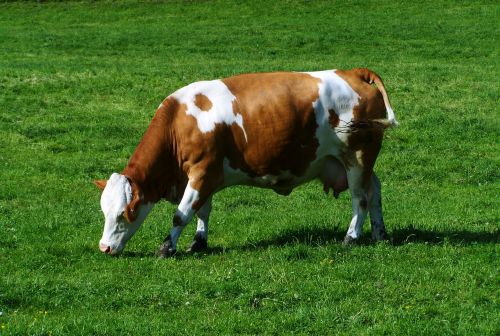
left=99, top=242, right=112, bottom=254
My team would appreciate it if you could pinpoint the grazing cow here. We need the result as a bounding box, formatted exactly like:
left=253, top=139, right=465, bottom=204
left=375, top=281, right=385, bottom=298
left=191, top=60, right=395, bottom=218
left=94, top=68, right=398, bottom=256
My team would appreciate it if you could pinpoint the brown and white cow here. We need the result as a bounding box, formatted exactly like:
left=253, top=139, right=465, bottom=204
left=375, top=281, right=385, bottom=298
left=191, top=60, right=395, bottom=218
left=94, top=68, right=398, bottom=256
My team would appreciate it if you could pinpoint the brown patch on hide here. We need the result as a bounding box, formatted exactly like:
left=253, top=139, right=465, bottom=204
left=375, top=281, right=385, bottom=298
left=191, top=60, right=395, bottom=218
left=346, top=129, right=383, bottom=189
left=222, top=72, right=321, bottom=177
left=194, top=93, right=213, bottom=111
left=328, top=108, right=340, bottom=128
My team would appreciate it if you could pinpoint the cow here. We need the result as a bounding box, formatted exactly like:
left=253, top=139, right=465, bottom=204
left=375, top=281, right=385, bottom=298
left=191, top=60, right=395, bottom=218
left=94, top=68, right=398, bottom=256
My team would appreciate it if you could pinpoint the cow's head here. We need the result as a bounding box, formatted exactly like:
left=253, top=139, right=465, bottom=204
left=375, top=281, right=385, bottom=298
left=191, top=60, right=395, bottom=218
left=94, top=173, right=153, bottom=255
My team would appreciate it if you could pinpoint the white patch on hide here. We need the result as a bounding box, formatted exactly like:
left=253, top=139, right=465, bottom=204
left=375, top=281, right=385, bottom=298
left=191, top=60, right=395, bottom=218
left=305, top=70, right=360, bottom=153
left=172, top=80, right=247, bottom=141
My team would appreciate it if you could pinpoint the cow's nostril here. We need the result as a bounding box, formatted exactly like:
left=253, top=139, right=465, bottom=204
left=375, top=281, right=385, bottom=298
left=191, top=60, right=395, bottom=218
left=99, top=243, right=111, bottom=254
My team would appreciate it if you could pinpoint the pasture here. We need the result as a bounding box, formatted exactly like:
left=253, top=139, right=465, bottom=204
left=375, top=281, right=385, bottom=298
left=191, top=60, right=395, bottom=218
left=0, top=1, right=498, bottom=334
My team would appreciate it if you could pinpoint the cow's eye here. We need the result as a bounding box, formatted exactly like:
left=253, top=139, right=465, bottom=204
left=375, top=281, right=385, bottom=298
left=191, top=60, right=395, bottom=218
left=116, top=217, right=126, bottom=230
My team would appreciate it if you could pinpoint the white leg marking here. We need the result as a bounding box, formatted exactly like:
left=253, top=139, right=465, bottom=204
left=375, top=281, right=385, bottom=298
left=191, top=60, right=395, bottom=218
left=168, top=183, right=200, bottom=250
left=346, top=168, right=369, bottom=240
left=195, top=196, right=212, bottom=241
left=176, top=183, right=199, bottom=222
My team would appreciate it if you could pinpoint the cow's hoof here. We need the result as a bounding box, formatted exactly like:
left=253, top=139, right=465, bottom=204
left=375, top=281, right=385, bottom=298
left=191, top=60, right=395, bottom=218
left=372, top=228, right=388, bottom=242
left=373, top=233, right=389, bottom=243
left=343, top=235, right=358, bottom=246
left=158, top=246, right=177, bottom=258
left=187, top=233, right=208, bottom=253
left=158, top=235, right=177, bottom=258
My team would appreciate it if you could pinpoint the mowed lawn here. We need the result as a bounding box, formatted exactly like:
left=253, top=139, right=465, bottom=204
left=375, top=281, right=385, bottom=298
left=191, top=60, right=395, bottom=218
left=0, top=1, right=498, bottom=335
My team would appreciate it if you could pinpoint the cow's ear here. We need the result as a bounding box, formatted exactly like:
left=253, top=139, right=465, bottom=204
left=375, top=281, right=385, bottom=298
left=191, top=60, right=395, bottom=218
left=93, top=179, right=107, bottom=191
left=124, top=180, right=142, bottom=223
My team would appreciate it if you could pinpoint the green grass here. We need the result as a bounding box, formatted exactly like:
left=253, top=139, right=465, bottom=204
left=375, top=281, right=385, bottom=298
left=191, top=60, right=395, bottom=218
left=0, top=1, right=499, bottom=335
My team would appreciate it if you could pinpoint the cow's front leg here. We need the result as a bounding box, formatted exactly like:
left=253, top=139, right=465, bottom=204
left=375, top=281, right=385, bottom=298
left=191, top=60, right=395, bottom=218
left=343, top=167, right=370, bottom=245
left=187, top=196, right=212, bottom=253
left=369, top=172, right=388, bottom=241
left=159, top=183, right=200, bottom=257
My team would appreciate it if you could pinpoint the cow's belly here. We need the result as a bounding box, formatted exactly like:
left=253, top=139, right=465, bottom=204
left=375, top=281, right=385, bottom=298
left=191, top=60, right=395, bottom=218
left=222, top=156, right=348, bottom=196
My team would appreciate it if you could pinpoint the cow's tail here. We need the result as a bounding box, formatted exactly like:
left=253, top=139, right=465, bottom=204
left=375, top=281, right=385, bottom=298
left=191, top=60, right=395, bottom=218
left=355, top=68, right=399, bottom=127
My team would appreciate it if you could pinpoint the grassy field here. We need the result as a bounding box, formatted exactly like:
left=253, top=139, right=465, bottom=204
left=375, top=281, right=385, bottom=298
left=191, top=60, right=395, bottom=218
left=0, top=1, right=498, bottom=335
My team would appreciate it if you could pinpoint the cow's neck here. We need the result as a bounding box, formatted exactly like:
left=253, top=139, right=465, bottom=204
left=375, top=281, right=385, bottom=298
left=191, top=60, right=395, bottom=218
left=122, top=108, right=185, bottom=203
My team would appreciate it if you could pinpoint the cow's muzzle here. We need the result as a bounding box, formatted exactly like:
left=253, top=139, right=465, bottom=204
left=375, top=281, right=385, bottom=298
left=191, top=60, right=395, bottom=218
left=99, top=243, right=112, bottom=254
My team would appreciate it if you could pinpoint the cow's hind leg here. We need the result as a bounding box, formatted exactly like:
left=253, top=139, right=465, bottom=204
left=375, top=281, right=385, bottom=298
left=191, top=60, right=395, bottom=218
left=343, top=166, right=370, bottom=245
left=369, top=173, right=388, bottom=241
left=187, top=196, right=212, bottom=253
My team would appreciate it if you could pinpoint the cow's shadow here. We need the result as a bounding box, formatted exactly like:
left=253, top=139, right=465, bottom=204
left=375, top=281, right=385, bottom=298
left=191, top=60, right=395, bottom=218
left=390, top=227, right=498, bottom=246
left=237, top=226, right=348, bottom=251
left=225, top=225, right=498, bottom=252
left=121, top=225, right=497, bottom=258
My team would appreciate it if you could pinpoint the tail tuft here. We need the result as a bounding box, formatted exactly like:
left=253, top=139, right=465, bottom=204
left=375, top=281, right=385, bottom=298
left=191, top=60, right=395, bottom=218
left=385, top=107, right=399, bottom=127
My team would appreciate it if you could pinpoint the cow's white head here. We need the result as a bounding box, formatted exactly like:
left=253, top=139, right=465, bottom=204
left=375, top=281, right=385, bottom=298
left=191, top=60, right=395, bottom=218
left=94, top=173, right=153, bottom=255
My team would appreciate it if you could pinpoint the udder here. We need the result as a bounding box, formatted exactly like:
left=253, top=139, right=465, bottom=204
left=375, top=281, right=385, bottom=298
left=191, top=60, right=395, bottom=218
left=320, top=157, right=348, bottom=198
